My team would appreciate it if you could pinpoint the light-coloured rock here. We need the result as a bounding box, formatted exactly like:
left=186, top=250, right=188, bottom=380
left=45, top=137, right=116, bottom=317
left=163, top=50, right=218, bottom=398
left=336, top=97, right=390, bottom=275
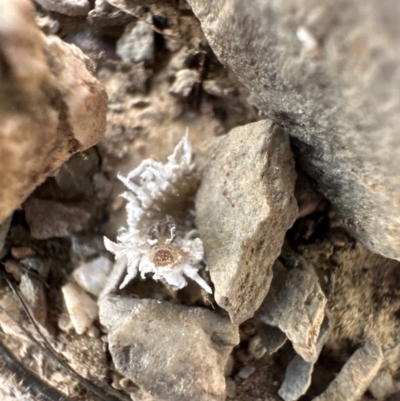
left=170, top=69, right=200, bottom=97
left=312, top=340, right=383, bottom=401
left=73, top=256, right=113, bottom=296
left=195, top=120, right=297, bottom=324
left=188, top=0, right=400, bottom=261
left=99, top=296, right=239, bottom=401
left=256, top=260, right=326, bottom=363
left=62, top=282, right=99, bottom=335
left=34, top=0, right=90, bottom=16
left=0, top=0, right=107, bottom=223
left=116, top=20, right=154, bottom=64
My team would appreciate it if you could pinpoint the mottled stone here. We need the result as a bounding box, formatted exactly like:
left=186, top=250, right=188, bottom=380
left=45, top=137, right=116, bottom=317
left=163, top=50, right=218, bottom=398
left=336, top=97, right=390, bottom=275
left=256, top=260, right=326, bottom=363
left=196, top=120, right=297, bottom=324
left=0, top=0, right=107, bottom=222
left=187, top=0, right=400, bottom=260
left=99, top=296, right=239, bottom=401
left=312, top=340, right=383, bottom=401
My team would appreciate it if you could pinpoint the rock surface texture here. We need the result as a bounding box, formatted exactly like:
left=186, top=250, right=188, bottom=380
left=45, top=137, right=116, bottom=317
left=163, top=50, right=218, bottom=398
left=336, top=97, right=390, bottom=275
left=99, top=296, right=239, bottom=401
left=256, top=260, right=326, bottom=363
left=195, top=120, right=298, bottom=324
left=188, top=0, right=400, bottom=260
left=0, top=0, right=107, bottom=223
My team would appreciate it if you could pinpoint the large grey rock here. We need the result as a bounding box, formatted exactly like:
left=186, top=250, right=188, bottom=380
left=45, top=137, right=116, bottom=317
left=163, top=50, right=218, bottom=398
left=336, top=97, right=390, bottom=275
left=99, top=296, right=239, bottom=401
left=312, top=340, right=383, bottom=401
left=188, top=0, right=400, bottom=260
left=256, top=260, right=326, bottom=363
left=195, top=120, right=297, bottom=324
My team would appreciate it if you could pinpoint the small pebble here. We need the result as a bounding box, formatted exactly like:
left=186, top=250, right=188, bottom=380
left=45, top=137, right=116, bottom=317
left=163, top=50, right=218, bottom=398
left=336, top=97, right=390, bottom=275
left=237, top=366, right=256, bottom=380
left=62, top=282, right=99, bottom=335
left=73, top=255, right=113, bottom=297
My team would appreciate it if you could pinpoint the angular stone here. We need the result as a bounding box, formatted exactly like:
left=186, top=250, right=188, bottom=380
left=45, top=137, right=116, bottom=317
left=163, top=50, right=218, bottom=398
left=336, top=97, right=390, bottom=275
left=0, top=0, right=107, bottom=222
left=195, top=120, right=297, bottom=324
left=278, top=317, right=331, bottom=401
left=99, top=296, right=239, bottom=401
left=312, top=340, right=383, bottom=401
left=256, top=260, right=326, bottom=363
left=188, top=0, right=400, bottom=260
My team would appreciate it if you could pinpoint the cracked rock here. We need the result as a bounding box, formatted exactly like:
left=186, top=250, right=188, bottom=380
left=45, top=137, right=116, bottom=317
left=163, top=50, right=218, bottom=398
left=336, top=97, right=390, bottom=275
left=188, top=0, right=400, bottom=261
left=0, top=0, right=107, bottom=222
left=256, top=260, right=326, bottom=363
left=312, top=340, right=383, bottom=401
left=195, top=120, right=297, bottom=324
left=99, top=296, right=239, bottom=401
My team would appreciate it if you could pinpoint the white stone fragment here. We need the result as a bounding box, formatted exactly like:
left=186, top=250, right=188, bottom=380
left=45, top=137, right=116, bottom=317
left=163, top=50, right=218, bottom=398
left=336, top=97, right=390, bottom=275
left=296, top=26, right=318, bottom=52
left=61, top=282, right=98, bottom=335
left=73, top=256, right=113, bottom=297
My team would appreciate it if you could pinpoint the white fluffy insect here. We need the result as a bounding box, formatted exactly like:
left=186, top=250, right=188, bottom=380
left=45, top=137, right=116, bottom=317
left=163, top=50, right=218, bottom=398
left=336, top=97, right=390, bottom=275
left=104, top=135, right=212, bottom=294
